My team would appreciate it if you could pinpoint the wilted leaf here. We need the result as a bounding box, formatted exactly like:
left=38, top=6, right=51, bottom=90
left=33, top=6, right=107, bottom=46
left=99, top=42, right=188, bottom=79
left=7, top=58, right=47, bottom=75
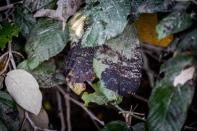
left=18, top=19, right=69, bottom=70
left=80, top=0, right=131, bottom=47
left=102, top=121, right=129, bottom=131
left=64, top=43, right=96, bottom=95
left=156, top=11, right=193, bottom=39
left=147, top=55, right=195, bottom=131
left=93, top=24, right=142, bottom=95
left=0, top=120, right=8, bottom=131
left=0, top=91, right=15, bottom=108
left=135, top=13, right=173, bottom=47
left=5, top=69, right=42, bottom=115
left=0, top=23, right=20, bottom=49
left=173, top=66, right=195, bottom=87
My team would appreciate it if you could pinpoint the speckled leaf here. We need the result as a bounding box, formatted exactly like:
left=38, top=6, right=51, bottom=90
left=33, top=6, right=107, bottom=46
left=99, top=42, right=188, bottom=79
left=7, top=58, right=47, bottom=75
left=156, top=11, right=193, bottom=39
left=81, top=0, right=131, bottom=47
left=64, top=43, right=96, bottom=95
left=18, top=19, right=69, bottom=70
left=147, top=55, right=195, bottom=131
left=93, top=24, right=142, bottom=95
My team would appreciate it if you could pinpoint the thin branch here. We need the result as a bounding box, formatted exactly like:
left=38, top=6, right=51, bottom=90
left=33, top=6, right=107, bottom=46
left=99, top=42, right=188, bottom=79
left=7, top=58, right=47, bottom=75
left=56, top=86, right=104, bottom=126
left=65, top=88, right=72, bottom=131
left=8, top=42, right=16, bottom=69
left=25, top=112, right=56, bottom=131
left=130, top=93, right=148, bottom=103
left=56, top=91, right=66, bottom=131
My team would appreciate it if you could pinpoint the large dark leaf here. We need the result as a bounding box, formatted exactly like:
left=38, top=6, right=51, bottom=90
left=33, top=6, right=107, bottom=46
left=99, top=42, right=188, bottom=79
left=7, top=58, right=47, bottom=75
left=64, top=43, right=96, bottom=95
left=18, top=19, right=69, bottom=70
left=82, top=24, right=142, bottom=105
left=132, top=123, right=145, bottom=131
left=147, top=55, right=195, bottom=131
left=80, top=0, right=131, bottom=47
left=93, top=24, right=142, bottom=95
left=0, top=91, right=15, bottom=108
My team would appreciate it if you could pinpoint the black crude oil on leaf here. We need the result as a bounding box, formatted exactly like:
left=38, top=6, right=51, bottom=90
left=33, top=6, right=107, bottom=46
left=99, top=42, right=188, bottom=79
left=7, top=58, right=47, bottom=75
left=64, top=43, right=96, bottom=95
left=93, top=24, right=143, bottom=95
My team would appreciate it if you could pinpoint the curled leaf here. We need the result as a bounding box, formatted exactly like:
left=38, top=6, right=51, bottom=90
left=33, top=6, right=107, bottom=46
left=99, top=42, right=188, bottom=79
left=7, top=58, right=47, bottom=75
left=5, top=69, right=42, bottom=115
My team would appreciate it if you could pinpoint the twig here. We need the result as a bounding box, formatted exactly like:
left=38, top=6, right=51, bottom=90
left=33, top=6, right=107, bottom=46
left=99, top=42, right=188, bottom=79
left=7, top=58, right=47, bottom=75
left=112, top=104, right=146, bottom=122
left=8, top=42, right=16, bottom=69
left=25, top=112, right=56, bottom=131
left=65, top=88, right=72, bottom=131
left=56, top=86, right=104, bottom=126
left=0, top=1, right=23, bottom=12
left=56, top=91, right=66, bottom=131
left=130, top=93, right=148, bottom=103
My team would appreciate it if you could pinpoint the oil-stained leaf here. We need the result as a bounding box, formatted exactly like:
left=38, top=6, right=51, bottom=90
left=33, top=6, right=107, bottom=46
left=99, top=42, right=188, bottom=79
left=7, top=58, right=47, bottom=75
left=0, top=23, right=20, bottom=49
left=18, top=19, right=69, bottom=70
left=135, top=13, right=173, bottom=47
left=93, top=24, right=142, bottom=95
left=156, top=11, right=193, bottom=39
left=5, top=69, right=42, bottom=115
left=80, top=0, right=131, bottom=47
left=64, top=43, right=96, bottom=95
left=147, top=55, right=195, bottom=131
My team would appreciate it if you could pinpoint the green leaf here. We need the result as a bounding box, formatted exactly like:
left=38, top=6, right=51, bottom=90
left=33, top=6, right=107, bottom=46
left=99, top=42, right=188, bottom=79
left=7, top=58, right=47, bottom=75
left=0, top=91, right=15, bottom=108
left=18, top=19, right=69, bottom=70
left=0, top=23, right=20, bottom=49
left=0, top=103, right=19, bottom=131
left=160, top=55, right=193, bottom=83
left=0, top=120, right=8, bottom=131
left=147, top=55, right=195, bottom=131
left=132, top=123, right=145, bottom=131
left=81, top=0, right=131, bottom=47
left=177, top=28, right=197, bottom=53
left=156, top=11, right=193, bottom=39
left=102, top=121, right=129, bottom=131
left=15, top=6, right=37, bottom=37
left=93, top=24, right=142, bottom=95
left=82, top=82, right=122, bottom=106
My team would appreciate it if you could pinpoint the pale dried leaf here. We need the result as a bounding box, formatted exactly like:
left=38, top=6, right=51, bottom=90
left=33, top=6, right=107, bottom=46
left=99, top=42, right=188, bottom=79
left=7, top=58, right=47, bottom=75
left=5, top=69, right=42, bottom=115
left=173, top=66, right=195, bottom=87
